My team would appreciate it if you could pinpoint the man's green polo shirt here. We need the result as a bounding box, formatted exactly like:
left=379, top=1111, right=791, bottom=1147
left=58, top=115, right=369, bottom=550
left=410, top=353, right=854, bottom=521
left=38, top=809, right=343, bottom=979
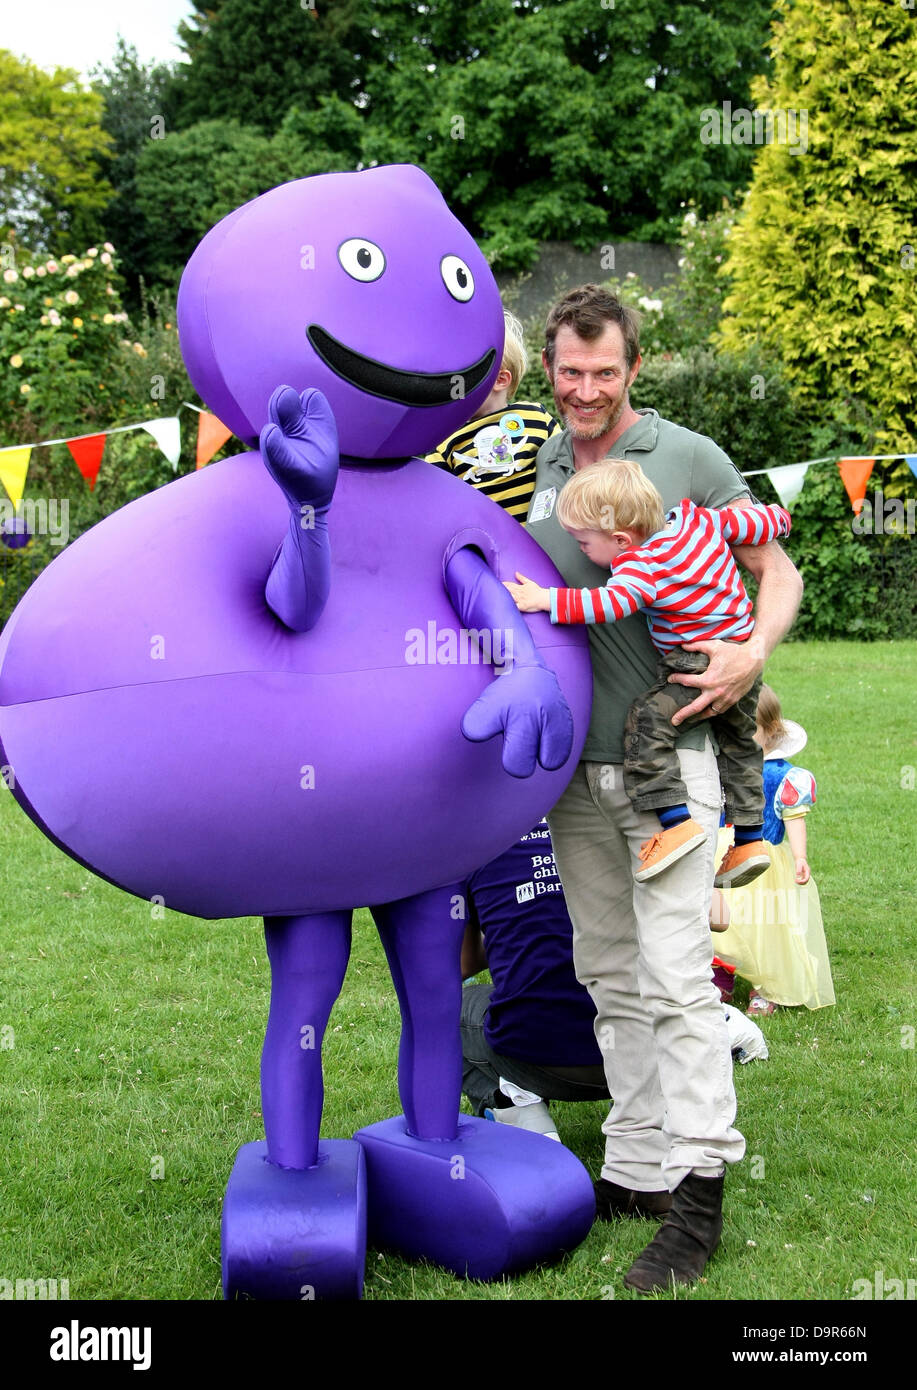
left=525, top=409, right=751, bottom=765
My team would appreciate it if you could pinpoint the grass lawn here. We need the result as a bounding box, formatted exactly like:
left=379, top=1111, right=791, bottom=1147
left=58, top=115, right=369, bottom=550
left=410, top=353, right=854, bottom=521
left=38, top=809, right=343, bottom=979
left=0, top=639, right=914, bottom=1302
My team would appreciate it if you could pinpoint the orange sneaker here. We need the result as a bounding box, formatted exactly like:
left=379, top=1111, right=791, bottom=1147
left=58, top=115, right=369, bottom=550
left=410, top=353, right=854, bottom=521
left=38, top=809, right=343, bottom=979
left=635, top=819, right=706, bottom=882
left=714, top=840, right=771, bottom=889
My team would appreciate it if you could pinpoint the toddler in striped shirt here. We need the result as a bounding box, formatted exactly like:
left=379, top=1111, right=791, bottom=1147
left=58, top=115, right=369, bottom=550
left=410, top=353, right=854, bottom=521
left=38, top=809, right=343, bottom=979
left=506, top=458, right=791, bottom=885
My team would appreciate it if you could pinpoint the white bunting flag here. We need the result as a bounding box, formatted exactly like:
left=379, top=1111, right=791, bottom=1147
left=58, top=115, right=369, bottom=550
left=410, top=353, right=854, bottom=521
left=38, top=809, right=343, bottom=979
left=764, top=462, right=811, bottom=510
left=139, top=417, right=182, bottom=469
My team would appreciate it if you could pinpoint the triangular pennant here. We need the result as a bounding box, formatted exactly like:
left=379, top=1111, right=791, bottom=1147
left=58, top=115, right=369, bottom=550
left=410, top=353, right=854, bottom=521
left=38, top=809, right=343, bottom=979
left=838, top=457, right=875, bottom=513
left=139, top=417, right=181, bottom=469
left=0, top=445, right=32, bottom=509
left=765, top=462, right=811, bottom=510
left=905, top=455, right=917, bottom=481
left=195, top=411, right=232, bottom=469
left=66, top=434, right=107, bottom=491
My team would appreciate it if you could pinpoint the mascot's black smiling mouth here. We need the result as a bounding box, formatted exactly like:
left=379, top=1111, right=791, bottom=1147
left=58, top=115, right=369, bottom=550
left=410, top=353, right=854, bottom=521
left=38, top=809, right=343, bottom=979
left=307, top=324, right=496, bottom=407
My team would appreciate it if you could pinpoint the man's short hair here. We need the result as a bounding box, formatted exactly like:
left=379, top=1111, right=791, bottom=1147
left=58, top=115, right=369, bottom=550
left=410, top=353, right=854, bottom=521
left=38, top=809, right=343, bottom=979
left=544, top=285, right=641, bottom=374
left=556, top=457, right=665, bottom=537
left=501, top=310, right=528, bottom=397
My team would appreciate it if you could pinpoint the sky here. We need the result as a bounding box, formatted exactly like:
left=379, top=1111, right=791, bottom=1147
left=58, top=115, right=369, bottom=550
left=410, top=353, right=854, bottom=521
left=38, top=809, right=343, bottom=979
left=4, top=0, right=196, bottom=79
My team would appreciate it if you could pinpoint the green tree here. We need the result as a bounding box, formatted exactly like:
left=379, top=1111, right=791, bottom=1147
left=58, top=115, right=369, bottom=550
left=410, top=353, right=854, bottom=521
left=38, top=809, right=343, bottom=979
left=0, top=50, right=112, bottom=252
left=273, top=97, right=364, bottom=172
left=134, top=121, right=293, bottom=289
left=359, top=0, right=774, bottom=264
left=133, top=107, right=366, bottom=290
left=91, top=39, right=178, bottom=303
left=558, top=0, right=775, bottom=239
left=157, top=0, right=774, bottom=270
left=717, top=0, right=917, bottom=452
left=168, top=0, right=371, bottom=133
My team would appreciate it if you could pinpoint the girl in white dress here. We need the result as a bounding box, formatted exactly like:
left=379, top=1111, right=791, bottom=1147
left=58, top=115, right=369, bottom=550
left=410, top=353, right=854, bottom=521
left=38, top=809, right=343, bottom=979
left=713, top=685, right=835, bottom=1014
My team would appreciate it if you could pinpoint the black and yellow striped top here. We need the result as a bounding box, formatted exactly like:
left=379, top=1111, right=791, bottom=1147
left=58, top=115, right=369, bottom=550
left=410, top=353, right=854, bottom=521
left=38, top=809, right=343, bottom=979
left=426, top=401, right=562, bottom=518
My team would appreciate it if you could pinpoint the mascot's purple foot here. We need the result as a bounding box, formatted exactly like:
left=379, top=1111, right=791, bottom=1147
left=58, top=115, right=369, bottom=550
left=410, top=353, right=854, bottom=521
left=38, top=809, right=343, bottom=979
left=353, top=1115, right=595, bottom=1281
left=221, top=1140, right=366, bottom=1300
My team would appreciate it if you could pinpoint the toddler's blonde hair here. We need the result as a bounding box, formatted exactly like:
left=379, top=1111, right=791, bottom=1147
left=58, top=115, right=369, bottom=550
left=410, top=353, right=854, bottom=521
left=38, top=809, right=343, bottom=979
left=556, top=457, right=666, bottom=538
left=501, top=311, right=528, bottom=397
left=755, top=683, right=788, bottom=753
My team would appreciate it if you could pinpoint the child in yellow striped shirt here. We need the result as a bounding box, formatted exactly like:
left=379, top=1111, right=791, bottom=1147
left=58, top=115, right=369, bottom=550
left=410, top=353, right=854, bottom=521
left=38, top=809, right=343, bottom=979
left=426, top=310, right=561, bottom=519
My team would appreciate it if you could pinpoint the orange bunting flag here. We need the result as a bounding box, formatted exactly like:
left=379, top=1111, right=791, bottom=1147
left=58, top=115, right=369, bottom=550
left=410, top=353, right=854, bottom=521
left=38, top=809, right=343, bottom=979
left=196, top=412, right=232, bottom=469
left=66, top=434, right=107, bottom=491
left=838, top=457, right=875, bottom=514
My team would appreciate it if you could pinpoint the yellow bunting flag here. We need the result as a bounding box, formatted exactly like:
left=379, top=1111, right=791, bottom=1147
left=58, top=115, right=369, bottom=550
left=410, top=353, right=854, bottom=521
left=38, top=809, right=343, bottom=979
left=66, top=434, right=107, bottom=491
left=0, top=446, right=32, bottom=509
left=838, top=458, right=875, bottom=514
left=196, top=412, right=232, bottom=469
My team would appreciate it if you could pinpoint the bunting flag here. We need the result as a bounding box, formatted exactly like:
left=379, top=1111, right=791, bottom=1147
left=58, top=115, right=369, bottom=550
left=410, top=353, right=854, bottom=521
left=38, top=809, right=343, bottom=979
left=66, top=434, right=107, bottom=491
left=838, top=457, right=875, bottom=514
left=196, top=411, right=232, bottom=469
left=0, top=446, right=32, bottom=509
left=764, top=462, right=811, bottom=510
left=139, top=417, right=181, bottom=469
left=905, top=455, right=917, bottom=481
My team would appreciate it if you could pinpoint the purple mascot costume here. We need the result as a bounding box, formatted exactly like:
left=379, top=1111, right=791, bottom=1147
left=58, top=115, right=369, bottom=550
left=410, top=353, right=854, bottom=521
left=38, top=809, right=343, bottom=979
left=0, top=166, right=595, bottom=1298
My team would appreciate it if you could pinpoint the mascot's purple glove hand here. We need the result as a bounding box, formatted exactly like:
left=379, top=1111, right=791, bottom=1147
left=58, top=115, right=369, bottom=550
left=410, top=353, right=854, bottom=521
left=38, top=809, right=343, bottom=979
left=444, top=546, right=574, bottom=778
left=461, top=665, right=574, bottom=779
left=261, top=386, right=339, bottom=632
left=260, top=385, right=339, bottom=517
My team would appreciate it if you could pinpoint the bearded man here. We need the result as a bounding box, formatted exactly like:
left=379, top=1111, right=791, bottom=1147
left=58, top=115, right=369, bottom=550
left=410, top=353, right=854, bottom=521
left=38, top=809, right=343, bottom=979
left=525, top=284, right=803, bottom=1292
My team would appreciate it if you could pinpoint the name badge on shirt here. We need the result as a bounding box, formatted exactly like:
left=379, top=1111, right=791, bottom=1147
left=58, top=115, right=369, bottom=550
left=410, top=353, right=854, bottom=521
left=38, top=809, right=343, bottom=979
left=529, top=486, right=556, bottom=522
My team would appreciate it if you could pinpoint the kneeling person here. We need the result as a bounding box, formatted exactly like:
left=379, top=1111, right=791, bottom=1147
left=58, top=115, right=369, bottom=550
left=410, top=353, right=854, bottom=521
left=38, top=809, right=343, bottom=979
left=461, top=821, right=609, bottom=1143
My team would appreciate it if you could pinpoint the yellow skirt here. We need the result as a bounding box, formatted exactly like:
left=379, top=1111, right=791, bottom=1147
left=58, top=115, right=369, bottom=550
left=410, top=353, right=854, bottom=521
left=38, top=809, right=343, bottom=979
left=713, top=829, right=835, bottom=1009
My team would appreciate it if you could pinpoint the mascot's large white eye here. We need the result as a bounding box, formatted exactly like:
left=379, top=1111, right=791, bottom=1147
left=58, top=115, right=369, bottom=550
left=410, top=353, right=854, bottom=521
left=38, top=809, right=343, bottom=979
left=338, top=238, right=386, bottom=282
left=441, top=254, right=475, bottom=302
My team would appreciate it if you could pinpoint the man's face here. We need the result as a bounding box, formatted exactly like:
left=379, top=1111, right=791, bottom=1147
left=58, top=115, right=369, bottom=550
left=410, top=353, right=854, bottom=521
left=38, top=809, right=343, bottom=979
left=544, top=323, right=641, bottom=441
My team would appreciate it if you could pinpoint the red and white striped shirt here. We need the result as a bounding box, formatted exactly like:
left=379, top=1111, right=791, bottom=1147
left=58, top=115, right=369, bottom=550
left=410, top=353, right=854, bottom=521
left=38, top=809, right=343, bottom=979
left=550, top=498, right=791, bottom=651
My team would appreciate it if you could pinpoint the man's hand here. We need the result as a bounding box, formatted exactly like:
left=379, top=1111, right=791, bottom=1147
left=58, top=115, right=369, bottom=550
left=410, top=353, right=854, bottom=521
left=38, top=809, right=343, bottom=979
left=668, top=518, right=803, bottom=726
left=668, top=634, right=765, bottom=726
left=504, top=572, right=551, bottom=613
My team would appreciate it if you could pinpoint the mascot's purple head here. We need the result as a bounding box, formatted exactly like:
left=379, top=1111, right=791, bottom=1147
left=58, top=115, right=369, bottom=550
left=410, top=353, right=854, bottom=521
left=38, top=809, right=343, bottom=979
left=177, top=165, right=504, bottom=460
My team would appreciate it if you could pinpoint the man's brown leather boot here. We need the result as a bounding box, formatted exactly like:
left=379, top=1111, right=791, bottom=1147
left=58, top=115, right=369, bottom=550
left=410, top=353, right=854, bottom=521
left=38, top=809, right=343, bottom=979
left=594, top=1178, right=672, bottom=1220
left=623, top=1170, right=724, bottom=1291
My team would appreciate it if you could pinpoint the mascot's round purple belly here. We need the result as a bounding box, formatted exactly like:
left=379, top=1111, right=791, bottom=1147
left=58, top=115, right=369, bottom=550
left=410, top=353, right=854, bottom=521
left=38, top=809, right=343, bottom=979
left=0, top=455, right=587, bottom=918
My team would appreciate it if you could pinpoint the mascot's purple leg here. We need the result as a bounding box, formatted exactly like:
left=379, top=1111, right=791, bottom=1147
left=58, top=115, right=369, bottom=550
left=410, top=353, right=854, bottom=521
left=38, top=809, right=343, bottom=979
left=372, top=884, right=464, bottom=1141
left=354, top=886, right=596, bottom=1281
left=221, top=912, right=367, bottom=1301
left=261, top=911, right=352, bottom=1168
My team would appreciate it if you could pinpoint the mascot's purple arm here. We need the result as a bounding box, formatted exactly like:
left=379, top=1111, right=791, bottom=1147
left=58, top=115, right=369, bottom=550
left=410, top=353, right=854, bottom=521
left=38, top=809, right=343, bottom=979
left=443, top=546, right=573, bottom=778
left=255, top=385, right=573, bottom=1169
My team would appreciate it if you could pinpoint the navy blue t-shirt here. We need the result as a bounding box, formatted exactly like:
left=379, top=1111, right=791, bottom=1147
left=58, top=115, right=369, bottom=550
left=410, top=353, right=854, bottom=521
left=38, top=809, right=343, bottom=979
left=468, top=822, right=602, bottom=1066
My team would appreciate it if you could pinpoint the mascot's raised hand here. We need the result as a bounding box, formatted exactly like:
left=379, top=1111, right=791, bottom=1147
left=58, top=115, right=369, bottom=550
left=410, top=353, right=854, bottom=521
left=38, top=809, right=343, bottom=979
left=261, top=385, right=339, bottom=632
